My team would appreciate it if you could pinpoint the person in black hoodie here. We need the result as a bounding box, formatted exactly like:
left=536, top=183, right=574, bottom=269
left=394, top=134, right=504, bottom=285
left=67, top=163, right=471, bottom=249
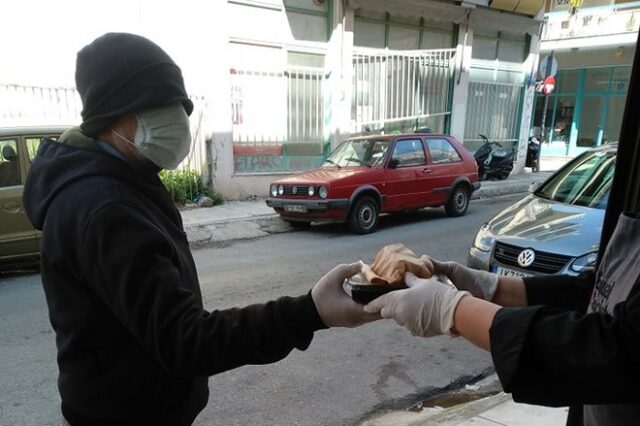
left=23, top=33, right=379, bottom=426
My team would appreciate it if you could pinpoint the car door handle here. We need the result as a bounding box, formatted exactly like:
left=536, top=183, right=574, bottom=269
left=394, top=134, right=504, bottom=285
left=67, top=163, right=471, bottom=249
left=422, top=168, right=432, bottom=174
left=3, top=201, right=22, bottom=214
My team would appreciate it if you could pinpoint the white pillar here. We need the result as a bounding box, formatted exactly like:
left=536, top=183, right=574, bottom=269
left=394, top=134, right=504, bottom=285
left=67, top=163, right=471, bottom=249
left=513, top=33, right=541, bottom=173
left=204, top=1, right=235, bottom=198
left=449, top=21, right=473, bottom=144
left=326, top=1, right=354, bottom=150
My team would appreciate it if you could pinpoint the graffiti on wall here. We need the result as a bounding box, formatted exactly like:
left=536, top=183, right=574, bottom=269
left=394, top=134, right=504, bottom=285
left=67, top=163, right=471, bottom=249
left=234, top=155, right=326, bottom=174
left=234, top=155, right=285, bottom=173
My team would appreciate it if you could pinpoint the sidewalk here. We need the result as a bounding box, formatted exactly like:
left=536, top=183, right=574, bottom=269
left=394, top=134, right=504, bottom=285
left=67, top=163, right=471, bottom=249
left=362, top=392, right=568, bottom=426
left=360, top=374, right=568, bottom=426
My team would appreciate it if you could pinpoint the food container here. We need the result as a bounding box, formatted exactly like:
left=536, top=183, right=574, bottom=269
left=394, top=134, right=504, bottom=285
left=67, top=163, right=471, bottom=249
left=345, top=274, right=454, bottom=305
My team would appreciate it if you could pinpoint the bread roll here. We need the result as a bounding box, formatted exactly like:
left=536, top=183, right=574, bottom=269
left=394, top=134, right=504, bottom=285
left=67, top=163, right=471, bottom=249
left=360, top=243, right=433, bottom=285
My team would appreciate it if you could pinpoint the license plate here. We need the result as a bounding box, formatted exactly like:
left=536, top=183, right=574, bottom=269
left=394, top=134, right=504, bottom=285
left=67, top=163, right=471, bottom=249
left=284, top=204, right=307, bottom=213
left=494, top=266, right=532, bottom=278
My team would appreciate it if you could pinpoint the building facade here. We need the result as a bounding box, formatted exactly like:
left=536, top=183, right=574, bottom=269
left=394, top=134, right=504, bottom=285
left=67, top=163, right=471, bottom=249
left=534, top=0, right=639, bottom=157
left=0, top=1, right=547, bottom=199
left=208, top=0, right=545, bottom=198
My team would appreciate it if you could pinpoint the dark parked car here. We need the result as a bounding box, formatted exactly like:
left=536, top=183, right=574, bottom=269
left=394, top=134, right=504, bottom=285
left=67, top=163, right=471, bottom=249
left=0, top=126, right=68, bottom=264
left=468, top=143, right=616, bottom=277
left=266, top=132, right=480, bottom=234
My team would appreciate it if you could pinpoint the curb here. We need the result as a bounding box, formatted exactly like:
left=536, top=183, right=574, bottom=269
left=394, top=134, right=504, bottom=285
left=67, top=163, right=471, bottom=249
left=183, top=213, right=284, bottom=248
left=471, top=171, right=551, bottom=200
left=471, top=183, right=531, bottom=200
left=182, top=212, right=278, bottom=229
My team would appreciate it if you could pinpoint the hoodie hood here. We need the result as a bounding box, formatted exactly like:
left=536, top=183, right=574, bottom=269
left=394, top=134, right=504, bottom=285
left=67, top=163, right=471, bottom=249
left=23, top=127, right=171, bottom=230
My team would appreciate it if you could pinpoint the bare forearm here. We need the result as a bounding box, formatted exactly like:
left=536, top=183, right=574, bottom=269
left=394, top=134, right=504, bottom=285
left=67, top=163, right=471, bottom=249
left=491, top=276, right=527, bottom=307
left=451, top=296, right=500, bottom=351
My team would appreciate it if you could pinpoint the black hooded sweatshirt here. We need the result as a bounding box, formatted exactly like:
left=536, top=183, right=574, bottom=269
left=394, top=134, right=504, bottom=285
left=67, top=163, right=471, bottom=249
left=23, top=128, right=326, bottom=425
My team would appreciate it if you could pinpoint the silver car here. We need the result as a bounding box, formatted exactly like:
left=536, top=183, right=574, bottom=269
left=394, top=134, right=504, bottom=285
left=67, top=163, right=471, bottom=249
left=468, top=144, right=616, bottom=277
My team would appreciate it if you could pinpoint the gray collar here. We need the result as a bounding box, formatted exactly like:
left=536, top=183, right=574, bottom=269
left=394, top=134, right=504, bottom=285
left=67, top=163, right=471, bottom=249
left=94, top=139, right=129, bottom=163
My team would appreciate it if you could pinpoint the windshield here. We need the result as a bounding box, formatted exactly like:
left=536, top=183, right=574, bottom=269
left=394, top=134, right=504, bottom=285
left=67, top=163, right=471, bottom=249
left=323, top=139, right=390, bottom=168
left=536, top=149, right=616, bottom=209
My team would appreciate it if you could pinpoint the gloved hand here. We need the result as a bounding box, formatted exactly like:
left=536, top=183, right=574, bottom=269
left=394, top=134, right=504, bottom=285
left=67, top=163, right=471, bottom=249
left=364, top=272, right=469, bottom=337
left=311, top=262, right=381, bottom=328
left=424, top=257, right=498, bottom=301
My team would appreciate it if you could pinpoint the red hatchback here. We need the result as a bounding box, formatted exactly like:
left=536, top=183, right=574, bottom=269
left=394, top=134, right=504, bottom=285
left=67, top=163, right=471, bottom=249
left=266, top=133, right=480, bottom=234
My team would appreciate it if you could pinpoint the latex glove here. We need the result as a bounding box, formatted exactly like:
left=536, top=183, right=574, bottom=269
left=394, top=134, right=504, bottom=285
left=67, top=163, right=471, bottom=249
left=425, top=257, right=498, bottom=302
left=364, top=272, right=469, bottom=337
left=311, top=262, right=381, bottom=328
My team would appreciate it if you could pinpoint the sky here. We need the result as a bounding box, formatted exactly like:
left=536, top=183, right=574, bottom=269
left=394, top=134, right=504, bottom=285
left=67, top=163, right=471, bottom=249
left=1, top=0, right=219, bottom=94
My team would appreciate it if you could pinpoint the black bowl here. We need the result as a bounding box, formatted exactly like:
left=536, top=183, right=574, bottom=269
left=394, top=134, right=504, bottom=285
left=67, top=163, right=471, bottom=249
left=346, top=280, right=407, bottom=305
left=346, top=274, right=453, bottom=304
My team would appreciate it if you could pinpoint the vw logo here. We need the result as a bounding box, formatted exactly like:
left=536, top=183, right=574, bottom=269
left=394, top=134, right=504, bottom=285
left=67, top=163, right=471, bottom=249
left=517, top=249, right=536, bottom=268
left=292, top=186, right=298, bottom=194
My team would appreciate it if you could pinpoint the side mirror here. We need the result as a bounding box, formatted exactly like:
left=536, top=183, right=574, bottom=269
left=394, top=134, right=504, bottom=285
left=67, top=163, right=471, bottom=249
left=388, top=159, right=399, bottom=169
left=528, top=182, right=541, bottom=193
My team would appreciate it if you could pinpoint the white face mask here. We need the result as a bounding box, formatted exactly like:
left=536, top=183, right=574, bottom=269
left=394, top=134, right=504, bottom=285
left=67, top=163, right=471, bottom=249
left=113, top=103, right=192, bottom=170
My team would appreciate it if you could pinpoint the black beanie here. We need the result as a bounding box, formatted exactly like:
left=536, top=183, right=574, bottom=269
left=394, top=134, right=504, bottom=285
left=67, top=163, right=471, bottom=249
left=75, top=32, right=194, bottom=136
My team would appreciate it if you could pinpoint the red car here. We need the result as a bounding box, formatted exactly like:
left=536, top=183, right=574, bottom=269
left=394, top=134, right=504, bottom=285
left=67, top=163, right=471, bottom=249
left=266, top=133, right=480, bottom=234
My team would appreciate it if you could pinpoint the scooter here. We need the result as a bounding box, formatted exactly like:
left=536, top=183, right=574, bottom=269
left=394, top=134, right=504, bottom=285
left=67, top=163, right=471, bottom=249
left=526, top=136, right=540, bottom=172
left=473, top=134, right=514, bottom=180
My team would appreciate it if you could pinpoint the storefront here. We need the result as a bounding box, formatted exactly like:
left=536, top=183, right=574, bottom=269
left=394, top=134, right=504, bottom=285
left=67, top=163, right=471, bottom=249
left=463, top=30, right=529, bottom=153
left=535, top=0, right=639, bottom=157
left=532, top=64, right=631, bottom=156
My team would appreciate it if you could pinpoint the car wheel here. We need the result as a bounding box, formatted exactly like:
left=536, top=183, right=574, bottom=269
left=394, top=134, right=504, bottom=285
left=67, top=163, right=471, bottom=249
left=445, top=185, right=469, bottom=217
left=532, top=159, right=540, bottom=173
left=284, top=220, right=311, bottom=229
left=348, top=196, right=379, bottom=234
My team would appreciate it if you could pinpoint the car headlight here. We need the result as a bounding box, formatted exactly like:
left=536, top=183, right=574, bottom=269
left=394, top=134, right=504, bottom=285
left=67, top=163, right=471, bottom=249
left=571, top=252, right=598, bottom=273
left=318, top=185, right=328, bottom=199
left=473, top=223, right=495, bottom=252
left=278, top=185, right=284, bottom=195
left=308, top=186, right=315, bottom=196
left=270, top=184, right=278, bottom=197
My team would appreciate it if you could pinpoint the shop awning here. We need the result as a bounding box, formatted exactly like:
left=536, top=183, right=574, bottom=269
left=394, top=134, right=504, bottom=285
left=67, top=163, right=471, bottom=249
left=347, top=0, right=543, bottom=36
left=491, top=0, right=545, bottom=16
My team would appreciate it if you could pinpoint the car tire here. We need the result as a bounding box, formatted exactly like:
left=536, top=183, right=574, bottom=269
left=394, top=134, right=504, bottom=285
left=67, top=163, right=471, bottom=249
left=348, top=196, right=379, bottom=234
left=445, top=185, right=469, bottom=217
left=532, top=159, right=540, bottom=173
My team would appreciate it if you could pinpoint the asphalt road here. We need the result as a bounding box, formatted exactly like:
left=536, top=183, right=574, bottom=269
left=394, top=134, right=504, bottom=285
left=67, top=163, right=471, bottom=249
left=0, top=194, right=524, bottom=426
